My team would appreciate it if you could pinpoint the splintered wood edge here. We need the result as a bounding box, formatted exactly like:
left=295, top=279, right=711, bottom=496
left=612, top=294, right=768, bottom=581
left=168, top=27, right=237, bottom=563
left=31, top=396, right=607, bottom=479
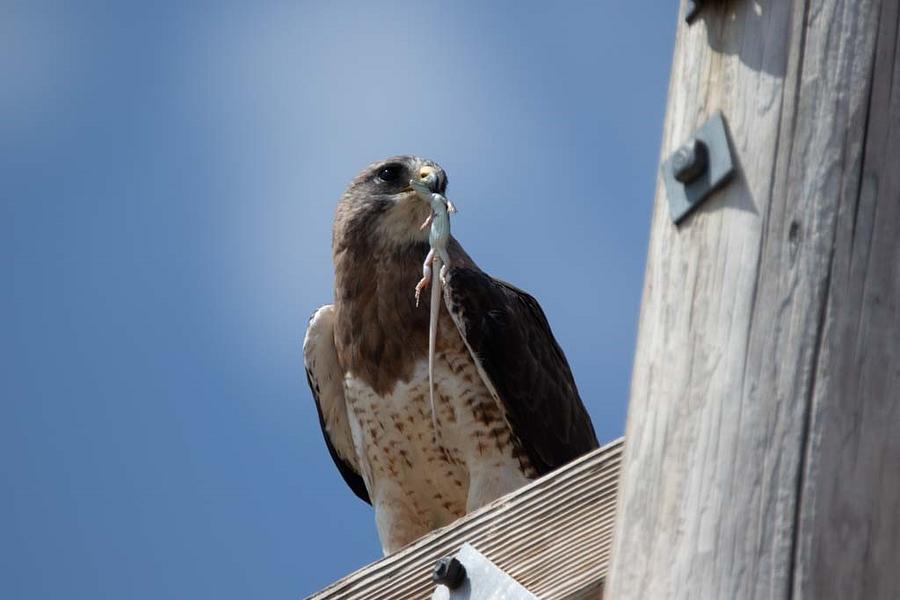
left=308, top=437, right=624, bottom=600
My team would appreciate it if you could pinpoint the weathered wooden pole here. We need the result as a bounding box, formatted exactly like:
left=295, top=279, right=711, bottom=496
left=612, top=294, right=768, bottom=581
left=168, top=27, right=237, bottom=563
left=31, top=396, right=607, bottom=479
left=606, top=1, right=899, bottom=599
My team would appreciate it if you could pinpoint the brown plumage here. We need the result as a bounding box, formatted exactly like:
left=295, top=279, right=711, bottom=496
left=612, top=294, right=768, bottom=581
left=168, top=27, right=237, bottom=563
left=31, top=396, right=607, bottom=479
left=304, top=155, right=598, bottom=554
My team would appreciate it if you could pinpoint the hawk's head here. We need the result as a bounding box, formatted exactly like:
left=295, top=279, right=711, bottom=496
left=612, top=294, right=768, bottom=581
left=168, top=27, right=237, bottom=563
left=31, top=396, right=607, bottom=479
left=334, top=155, right=448, bottom=249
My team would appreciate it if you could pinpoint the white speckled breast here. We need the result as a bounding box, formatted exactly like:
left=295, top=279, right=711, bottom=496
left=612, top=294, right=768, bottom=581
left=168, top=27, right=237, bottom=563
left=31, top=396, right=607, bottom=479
left=343, top=332, right=533, bottom=553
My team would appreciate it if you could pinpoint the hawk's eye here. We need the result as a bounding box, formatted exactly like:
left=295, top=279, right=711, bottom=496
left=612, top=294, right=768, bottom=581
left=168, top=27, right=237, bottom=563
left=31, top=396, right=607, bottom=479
left=376, top=164, right=403, bottom=183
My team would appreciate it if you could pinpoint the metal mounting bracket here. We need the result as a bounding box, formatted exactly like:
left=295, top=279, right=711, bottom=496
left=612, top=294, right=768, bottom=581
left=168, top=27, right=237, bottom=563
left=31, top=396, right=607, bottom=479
left=432, top=543, right=539, bottom=600
left=662, top=110, right=735, bottom=225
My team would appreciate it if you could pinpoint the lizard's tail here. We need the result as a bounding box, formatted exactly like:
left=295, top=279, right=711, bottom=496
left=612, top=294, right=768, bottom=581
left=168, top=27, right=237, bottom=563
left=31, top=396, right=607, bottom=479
left=428, top=256, right=441, bottom=438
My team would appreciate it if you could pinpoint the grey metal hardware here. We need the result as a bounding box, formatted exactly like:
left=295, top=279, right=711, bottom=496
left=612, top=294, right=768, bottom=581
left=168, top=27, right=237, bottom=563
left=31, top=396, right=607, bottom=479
left=672, top=138, right=709, bottom=183
left=662, top=111, right=735, bottom=224
left=685, top=0, right=704, bottom=23
left=431, top=543, right=539, bottom=600
left=433, top=557, right=466, bottom=589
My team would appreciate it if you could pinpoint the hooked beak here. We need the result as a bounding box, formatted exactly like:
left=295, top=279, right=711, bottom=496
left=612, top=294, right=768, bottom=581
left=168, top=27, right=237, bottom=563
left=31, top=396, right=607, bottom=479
left=418, top=165, right=437, bottom=184
left=416, top=164, right=446, bottom=193
left=398, top=164, right=446, bottom=196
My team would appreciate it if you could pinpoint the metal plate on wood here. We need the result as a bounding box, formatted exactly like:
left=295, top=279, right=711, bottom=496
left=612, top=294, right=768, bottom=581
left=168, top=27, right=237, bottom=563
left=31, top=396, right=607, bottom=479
left=432, top=544, right=539, bottom=600
left=662, top=111, right=735, bottom=224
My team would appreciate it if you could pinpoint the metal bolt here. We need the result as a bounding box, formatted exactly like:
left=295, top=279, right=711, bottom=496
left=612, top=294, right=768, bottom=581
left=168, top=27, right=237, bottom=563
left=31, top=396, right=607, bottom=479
left=685, top=0, right=704, bottom=23
left=672, top=138, right=709, bottom=184
left=433, top=556, right=466, bottom=589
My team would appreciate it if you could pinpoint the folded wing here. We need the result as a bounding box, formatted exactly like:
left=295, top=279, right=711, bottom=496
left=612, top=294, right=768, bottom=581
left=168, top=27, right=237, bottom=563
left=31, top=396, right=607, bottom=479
left=442, top=267, right=599, bottom=475
left=303, top=305, right=370, bottom=504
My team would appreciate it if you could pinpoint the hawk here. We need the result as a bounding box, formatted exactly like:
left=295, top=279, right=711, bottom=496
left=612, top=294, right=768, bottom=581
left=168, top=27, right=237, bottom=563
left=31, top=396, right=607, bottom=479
left=303, top=156, right=598, bottom=554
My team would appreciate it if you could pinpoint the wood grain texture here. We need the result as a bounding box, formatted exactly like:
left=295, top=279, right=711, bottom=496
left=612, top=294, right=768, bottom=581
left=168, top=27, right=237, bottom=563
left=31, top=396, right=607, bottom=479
left=308, top=438, right=622, bottom=600
left=792, top=1, right=900, bottom=597
left=606, top=1, right=899, bottom=599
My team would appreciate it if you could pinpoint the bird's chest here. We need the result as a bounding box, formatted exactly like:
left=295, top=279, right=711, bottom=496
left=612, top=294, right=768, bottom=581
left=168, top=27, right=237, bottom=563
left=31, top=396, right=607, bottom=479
left=342, top=345, right=529, bottom=519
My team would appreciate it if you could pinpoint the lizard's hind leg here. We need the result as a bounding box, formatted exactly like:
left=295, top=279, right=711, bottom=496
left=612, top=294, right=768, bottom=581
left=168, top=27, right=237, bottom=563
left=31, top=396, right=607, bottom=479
left=437, top=248, right=451, bottom=286
left=414, top=249, right=435, bottom=307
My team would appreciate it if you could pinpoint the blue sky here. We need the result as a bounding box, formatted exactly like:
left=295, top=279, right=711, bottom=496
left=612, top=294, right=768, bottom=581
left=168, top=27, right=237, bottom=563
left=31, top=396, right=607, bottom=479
left=1, top=2, right=676, bottom=598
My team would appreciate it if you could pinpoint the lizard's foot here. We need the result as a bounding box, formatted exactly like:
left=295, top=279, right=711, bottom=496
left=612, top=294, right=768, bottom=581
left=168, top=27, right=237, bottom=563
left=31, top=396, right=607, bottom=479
left=439, top=264, right=450, bottom=286
left=414, top=274, right=430, bottom=307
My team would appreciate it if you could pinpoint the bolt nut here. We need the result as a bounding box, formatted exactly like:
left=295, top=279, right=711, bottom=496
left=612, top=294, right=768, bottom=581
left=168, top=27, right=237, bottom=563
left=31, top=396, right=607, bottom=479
left=672, top=138, right=709, bottom=184
left=433, top=556, right=466, bottom=589
left=685, top=0, right=704, bottom=23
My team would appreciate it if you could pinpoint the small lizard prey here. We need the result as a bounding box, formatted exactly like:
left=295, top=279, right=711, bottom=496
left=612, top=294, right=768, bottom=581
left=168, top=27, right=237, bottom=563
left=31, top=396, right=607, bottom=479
left=410, top=175, right=457, bottom=434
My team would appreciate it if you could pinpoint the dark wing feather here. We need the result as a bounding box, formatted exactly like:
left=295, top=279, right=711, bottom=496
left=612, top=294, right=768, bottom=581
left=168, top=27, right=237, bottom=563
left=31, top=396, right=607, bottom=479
left=303, top=306, right=371, bottom=505
left=443, top=267, right=599, bottom=475
left=306, top=368, right=371, bottom=504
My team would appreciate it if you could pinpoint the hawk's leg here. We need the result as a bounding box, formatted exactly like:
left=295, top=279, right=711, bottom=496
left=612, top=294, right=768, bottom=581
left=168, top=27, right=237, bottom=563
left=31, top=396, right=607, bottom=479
left=414, top=248, right=435, bottom=307
left=466, top=467, right=531, bottom=513
left=373, top=487, right=432, bottom=555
